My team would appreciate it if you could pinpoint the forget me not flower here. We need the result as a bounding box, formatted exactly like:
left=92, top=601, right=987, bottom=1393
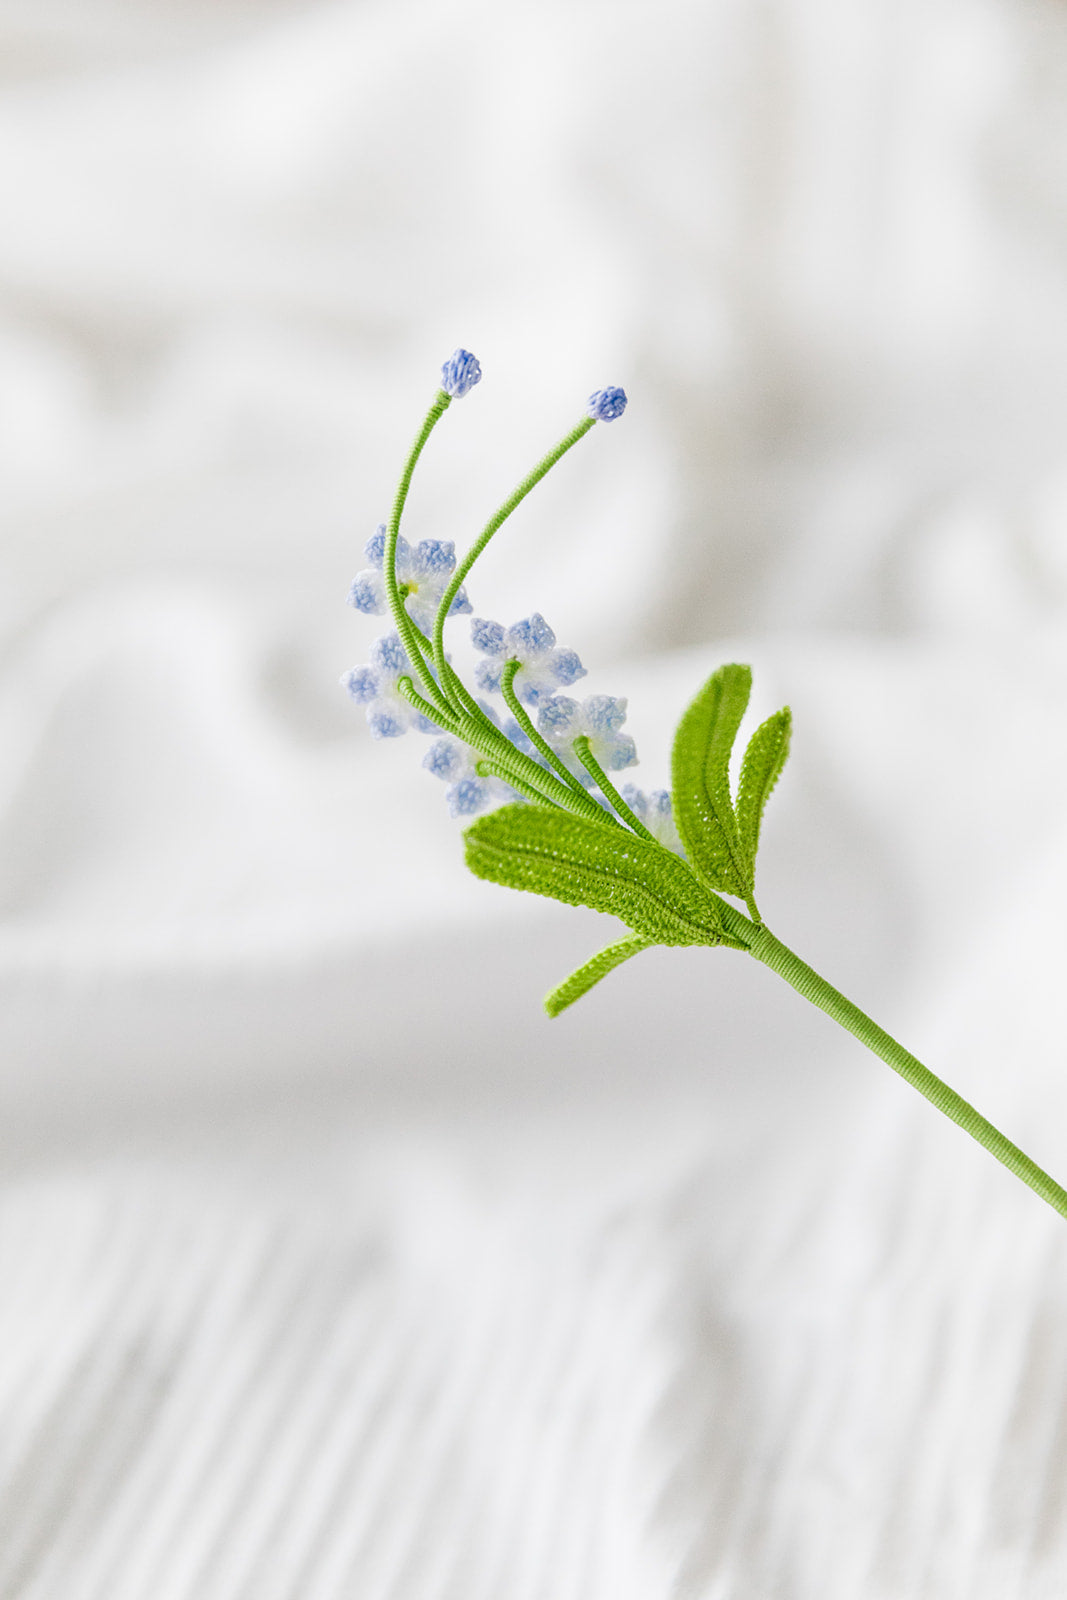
left=537, top=692, right=638, bottom=773
left=348, top=526, right=472, bottom=635
left=341, top=630, right=439, bottom=740
left=422, top=735, right=515, bottom=818
left=471, top=612, right=586, bottom=708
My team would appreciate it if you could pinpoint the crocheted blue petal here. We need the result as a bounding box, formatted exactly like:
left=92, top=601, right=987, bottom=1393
left=340, top=665, right=379, bottom=704
left=475, top=658, right=503, bottom=694
left=369, top=632, right=410, bottom=676
left=363, top=525, right=388, bottom=566
left=447, top=586, right=473, bottom=617
left=367, top=708, right=406, bottom=739
left=505, top=613, right=555, bottom=658
left=581, top=694, right=627, bottom=735
left=412, top=539, right=456, bottom=578
left=423, top=738, right=466, bottom=780
left=446, top=775, right=491, bottom=816
left=471, top=617, right=506, bottom=656
left=602, top=733, right=638, bottom=771
left=346, top=570, right=385, bottom=615
left=548, top=647, right=586, bottom=687
left=537, top=695, right=579, bottom=739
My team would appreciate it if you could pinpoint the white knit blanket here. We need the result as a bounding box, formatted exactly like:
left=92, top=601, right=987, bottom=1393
left=3, top=2, right=1067, bottom=1595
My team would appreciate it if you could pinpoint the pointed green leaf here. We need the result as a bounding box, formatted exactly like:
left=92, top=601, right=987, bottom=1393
left=736, top=707, right=791, bottom=872
left=544, top=935, right=652, bottom=1018
left=670, top=663, right=752, bottom=896
left=463, top=804, right=727, bottom=947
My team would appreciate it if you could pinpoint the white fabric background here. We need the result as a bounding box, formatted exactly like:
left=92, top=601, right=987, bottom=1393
left=3, top=1, right=1067, bottom=1594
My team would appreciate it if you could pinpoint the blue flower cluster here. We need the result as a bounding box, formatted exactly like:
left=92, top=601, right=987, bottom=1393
left=342, top=351, right=660, bottom=825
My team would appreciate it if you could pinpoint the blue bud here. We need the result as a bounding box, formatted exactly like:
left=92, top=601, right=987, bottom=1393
left=587, top=386, right=627, bottom=422
left=441, top=349, right=482, bottom=399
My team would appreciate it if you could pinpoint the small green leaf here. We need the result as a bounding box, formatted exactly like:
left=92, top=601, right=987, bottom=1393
left=544, top=935, right=652, bottom=1017
left=736, top=707, right=791, bottom=872
left=463, top=804, right=728, bottom=947
left=670, top=663, right=752, bottom=896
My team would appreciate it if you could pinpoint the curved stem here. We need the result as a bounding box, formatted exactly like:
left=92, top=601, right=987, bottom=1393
left=460, top=717, right=612, bottom=818
left=747, top=925, right=1067, bottom=1222
left=384, top=390, right=454, bottom=718
left=500, top=661, right=609, bottom=821
left=396, top=677, right=459, bottom=735
left=571, top=736, right=656, bottom=841
left=431, top=415, right=596, bottom=687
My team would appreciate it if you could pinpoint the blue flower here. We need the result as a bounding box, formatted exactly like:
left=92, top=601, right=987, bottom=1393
left=471, top=612, right=587, bottom=707
left=587, top=386, right=627, bottom=422
left=441, top=349, right=482, bottom=399
left=347, top=525, right=472, bottom=634
left=620, top=784, right=683, bottom=852
left=536, top=693, right=638, bottom=773
left=341, top=630, right=439, bottom=739
left=422, top=735, right=511, bottom=818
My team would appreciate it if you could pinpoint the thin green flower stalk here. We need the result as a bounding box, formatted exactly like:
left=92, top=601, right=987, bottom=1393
left=341, top=353, right=1067, bottom=1225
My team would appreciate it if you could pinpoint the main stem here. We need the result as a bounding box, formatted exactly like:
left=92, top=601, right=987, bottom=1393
left=745, top=924, right=1067, bottom=1221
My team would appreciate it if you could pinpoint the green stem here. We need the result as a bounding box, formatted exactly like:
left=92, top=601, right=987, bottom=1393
left=747, top=925, right=1067, bottom=1222
left=500, top=661, right=610, bottom=822
left=396, top=676, right=459, bottom=736
left=385, top=390, right=454, bottom=718
left=474, top=757, right=583, bottom=812
left=456, top=717, right=597, bottom=814
left=571, top=736, right=657, bottom=841
left=431, top=414, right=597, bottom=688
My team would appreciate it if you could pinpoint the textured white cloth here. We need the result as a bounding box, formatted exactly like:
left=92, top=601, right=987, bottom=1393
left=3, top=2, right=1067, bottom=1595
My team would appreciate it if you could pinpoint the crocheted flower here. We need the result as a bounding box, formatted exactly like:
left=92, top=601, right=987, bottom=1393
left=471, top=612, right=586, bottom=708
left=422, top=735, right=512, bottom=818
left=619, top=784, right=683, bottom=852
left=340, top=631, right=439, bottom=739
left=441, top=349, right=482, bottom=399
left=587, top=386, right=627, bottom=422
left=347, top=526, right=472, bottom=635
left=536, top=693, right=638, bottom=773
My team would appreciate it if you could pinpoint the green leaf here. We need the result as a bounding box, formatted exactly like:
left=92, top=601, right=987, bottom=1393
left=544, top=935, right=652, bottom=1017
left=736, top=707, right=791, bottom=873
left=670, top=663, right=752, bottom=896
left=463, top=804, right=728, bottom=947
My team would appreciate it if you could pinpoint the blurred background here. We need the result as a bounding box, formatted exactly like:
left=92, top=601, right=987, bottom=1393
left=4, top=2, right=1067, bottom=1595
